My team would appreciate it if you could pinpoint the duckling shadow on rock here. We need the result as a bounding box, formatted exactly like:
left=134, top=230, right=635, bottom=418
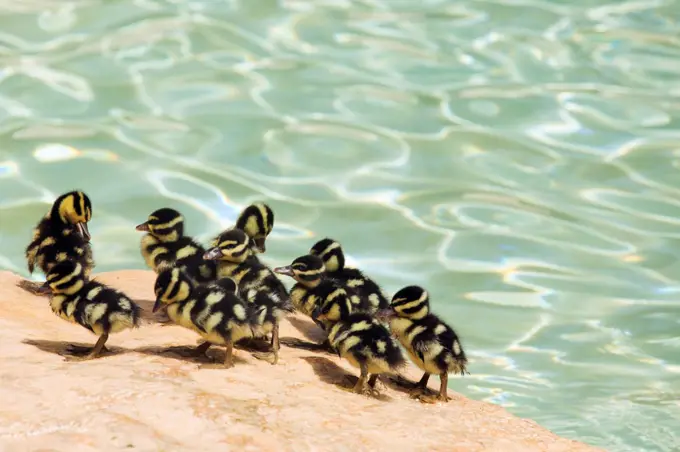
left=286, top=316, right=326, bottom=342
left=301, top=356, right=392, bottom=402
left=134, top=344, right=249, bottom=366
left=280, top=317, right=333, bottom=353
left=22, top=339, right=128, bottom=359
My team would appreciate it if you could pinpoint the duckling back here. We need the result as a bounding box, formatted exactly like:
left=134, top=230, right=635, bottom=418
left=187, top=283, right=254, bottom=344
left=244, top=287, right=295, bottom=338
left=155, top=267, right=253, bottom=345
left=309, top=238, right=389, bottom=314
left=327, top=312, right=405, bottom=375
left=47, top=261, right=140, bottom=335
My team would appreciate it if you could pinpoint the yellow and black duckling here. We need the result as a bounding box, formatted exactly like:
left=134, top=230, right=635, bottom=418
left=136, top=207, right=216, bottom=283
left=376, top=285, right=469, bottom=403
left=309, top=238, right=389, bottom=314
left=203, top=228, right=293, bottom=364
left=314, top=287, right=406, bottom=396
left=43, top=259, right=140, bottom=361
left=152, top=266, right=254, bottom=369
left=235, top=202, right=274, bottom=253
left=208, top=202, right=275, bottom=254
left=273, top=254, right=373, bottom=352
left=21, top=190, right=94, bottom=296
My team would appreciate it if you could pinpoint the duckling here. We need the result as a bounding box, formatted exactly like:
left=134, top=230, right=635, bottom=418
left=314, top=290, right=406, bottom=396
left=152, top=266, right=254, bottom=368
left=209, top=202, right=275, bottom=254
left=203, top=228, right=293, bottom=364
left=43, top=259, right=140, bottom=361
left=235, top=202, right=274, bottom=253
left=136, top=208, right=216, bottom=283
left=309, top=238, right=389, bottom=314
left=21, top=190, right=95, bottom=296
left=273, top=254, right=373, bottom=352
left=376, top=285, right=469, bottom=403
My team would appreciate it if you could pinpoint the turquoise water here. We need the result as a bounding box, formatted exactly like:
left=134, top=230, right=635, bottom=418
left=1, top=0, right=680, bottom=450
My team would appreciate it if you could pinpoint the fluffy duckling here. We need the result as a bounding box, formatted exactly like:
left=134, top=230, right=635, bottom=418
left=136, top=208, right=216, bottom=283
left=22, top=190, right=94, bottom=295
left=152, top=266, right=254, bottom=368
left=273, top=254, right=372, bottom=352
left=209, top=202, right=275, bottom=254
left=203, top=229, right=293, bottom=364
left=235, top=202, right=274, bottom=253
left=309, top=238, right=389, bottom=314
left=314, top=289, right=406, bottom=396
left=376, top=285, right=469, bottom=403
left=44, top=259, right=140, bottom=361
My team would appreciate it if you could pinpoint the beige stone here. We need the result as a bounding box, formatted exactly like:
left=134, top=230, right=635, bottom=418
left=0, top=270, right=600, bottom=451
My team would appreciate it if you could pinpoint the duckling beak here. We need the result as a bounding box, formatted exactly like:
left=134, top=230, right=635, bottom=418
left=37, top=281, right=52, bottom=295
left=135, top=222, right=150, bottom=232
left=203, top=248, right=223, bottom=260
left=253, top=237, right=266, bottom=253
left=152, top=298, right=163, bottom=313
left=375, top=308, right=396, bottom=321
left=273, top=265, right=294, bottom=277
left=76, top=222, right=91, bottom=242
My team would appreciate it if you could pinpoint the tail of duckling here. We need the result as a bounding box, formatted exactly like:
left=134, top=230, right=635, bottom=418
left=449, top=339, right=470, bottom=376
left=16, top=279, right=50, bottom=296
left=109, top=299, right=142, bottom=332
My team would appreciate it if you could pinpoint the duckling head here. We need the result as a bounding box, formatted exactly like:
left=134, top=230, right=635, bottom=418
left=50, top=190, right=92, bottom=242
left=136, top=208, right=184, bottom=242
left=153, top=266, right=193, bottom=313
left=235, top=202, right=274, bottom=253
left=309, top=238, right=345, bottom=273
left=376, top=285, right=430, bottom=321
left=274, top=254, right=325, bottom=288
left=44, top=259, right=86, bottom=295
left=203, top=229, right=252, bottom=263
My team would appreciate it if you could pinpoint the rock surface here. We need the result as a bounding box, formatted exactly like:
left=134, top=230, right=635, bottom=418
left=0, top=270, right=600, bottom=451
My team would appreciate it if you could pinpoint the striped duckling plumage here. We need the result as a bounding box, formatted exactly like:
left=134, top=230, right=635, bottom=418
left=313, top=280, right=406, bottom=396
left=309, top=238, right=389, bottom=315
left=152, top=266, right=254, bottom=369
left=21, top=190, right=95, bottom=295
left=376, top=285, right=469, bottom=403
left=273, top=254, right=372, bottom=352
left=44, top=259, right=140, bottom=361
left=136, top=207, right=216, bottom=283
left=235, top=202, right=275, bottom=254
left=203, top=228, right=293, bottom=364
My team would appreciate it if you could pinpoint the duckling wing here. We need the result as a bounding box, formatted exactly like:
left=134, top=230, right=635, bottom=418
left=338, top=268, right=389, bottom=309
left=174, top=237, right=216, bottom=282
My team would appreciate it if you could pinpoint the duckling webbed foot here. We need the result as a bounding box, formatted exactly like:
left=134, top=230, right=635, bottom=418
left=64, top=333, right=109, bottom=362
left=408, top=373, right=438, bottom=400
left=252, top=323, right=280, bottom=365
left=337, top=364, right=375, bottom=396
left=65, top=344, right=110, bottom=355
left=193, top=341, right=212, bottom=357
left=198, top=341, right=234, bottom=370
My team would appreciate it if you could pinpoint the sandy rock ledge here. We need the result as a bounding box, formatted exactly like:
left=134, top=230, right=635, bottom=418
left=0, top=270, right=600, bottom=452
